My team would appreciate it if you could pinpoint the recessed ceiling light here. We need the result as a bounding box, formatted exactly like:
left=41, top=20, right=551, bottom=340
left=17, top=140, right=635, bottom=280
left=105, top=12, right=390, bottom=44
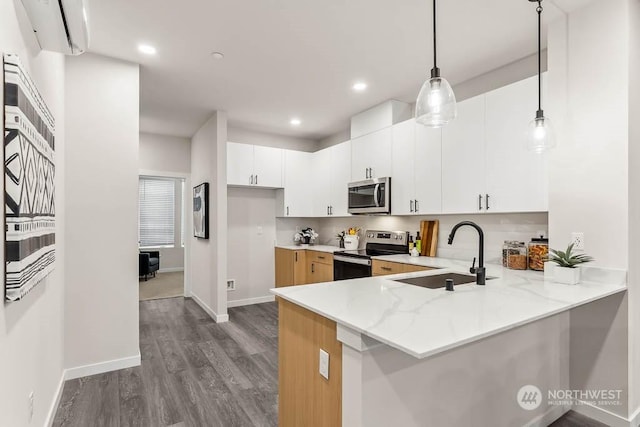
left=290, top=118, right=301, bottom=126
left=352, top=82, right=368, bottom=92
left=211, top=52, right=225, bottom=60
left=138, top=44, right=157, bottom=55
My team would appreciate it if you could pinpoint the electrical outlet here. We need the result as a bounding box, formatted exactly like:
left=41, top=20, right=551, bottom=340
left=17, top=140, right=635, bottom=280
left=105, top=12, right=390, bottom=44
left=226, top=279, right=236, bottom=291
left=28, top=391, right=34, bottom=423
left=319, top=349, right=329, bottom=380
left=571, top=232, right=585, bottom=250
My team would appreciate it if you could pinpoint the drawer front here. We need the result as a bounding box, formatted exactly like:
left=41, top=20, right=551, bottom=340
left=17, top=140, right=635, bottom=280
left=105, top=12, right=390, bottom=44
left=372, top=260, right=405, bottom=276
left=402, top=264, right=433, bottom=273
left=307, top=251, right=333, bottom=265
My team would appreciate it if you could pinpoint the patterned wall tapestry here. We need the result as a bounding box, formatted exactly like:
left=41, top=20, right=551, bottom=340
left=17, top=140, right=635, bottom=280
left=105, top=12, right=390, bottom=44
left=3, top=54, right=56, bottom=302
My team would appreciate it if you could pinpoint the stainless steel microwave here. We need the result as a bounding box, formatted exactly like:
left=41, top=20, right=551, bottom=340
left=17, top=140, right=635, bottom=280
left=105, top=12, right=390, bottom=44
left=347, top=177, right=391, bottom=215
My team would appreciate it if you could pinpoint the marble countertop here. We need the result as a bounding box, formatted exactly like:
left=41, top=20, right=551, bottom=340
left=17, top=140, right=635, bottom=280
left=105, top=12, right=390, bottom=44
left=275, top=244, right=341, bottom=253
left=271, top=256, right=627, bottom=359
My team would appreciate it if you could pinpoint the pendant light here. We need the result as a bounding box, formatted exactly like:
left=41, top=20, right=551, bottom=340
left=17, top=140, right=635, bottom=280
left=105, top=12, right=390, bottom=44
left=526, top=0, right=555, bottom=152
left=415, top=0, right=456, bottom=127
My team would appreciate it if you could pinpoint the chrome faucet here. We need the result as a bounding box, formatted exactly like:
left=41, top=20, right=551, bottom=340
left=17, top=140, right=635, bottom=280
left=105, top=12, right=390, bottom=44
left=447, top=221, right=486, bottom=286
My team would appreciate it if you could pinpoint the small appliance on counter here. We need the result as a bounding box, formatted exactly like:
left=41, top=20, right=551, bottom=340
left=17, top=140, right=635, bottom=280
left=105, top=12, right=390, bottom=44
left=347, top=177, right=391, bottom=215
left=333, top=230, right=409, bottom=280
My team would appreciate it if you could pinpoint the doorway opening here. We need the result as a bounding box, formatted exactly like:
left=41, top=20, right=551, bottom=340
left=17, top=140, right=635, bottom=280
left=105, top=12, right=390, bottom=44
left=138, top=174, right=189, bottom=301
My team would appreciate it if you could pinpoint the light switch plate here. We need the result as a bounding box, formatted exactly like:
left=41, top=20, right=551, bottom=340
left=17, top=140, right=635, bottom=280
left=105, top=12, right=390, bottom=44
left=319, top=349, right=329, bottom=380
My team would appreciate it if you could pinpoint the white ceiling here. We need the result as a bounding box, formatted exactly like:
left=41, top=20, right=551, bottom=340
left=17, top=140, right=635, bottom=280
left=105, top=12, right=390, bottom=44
left=86, top=0, right=590, bottom=140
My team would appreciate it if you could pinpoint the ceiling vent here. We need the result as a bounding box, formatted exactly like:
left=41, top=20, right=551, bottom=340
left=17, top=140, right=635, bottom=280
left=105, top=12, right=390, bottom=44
left=19, top=0, right=89, bottom=55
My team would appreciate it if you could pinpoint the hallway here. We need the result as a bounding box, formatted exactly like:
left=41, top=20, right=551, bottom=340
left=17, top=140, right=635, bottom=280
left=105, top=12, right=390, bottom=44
left=52, top=298, right=278, bottom=426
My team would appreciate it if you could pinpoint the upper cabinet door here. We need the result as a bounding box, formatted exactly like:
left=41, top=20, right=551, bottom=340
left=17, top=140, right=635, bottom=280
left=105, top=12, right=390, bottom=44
left=227, top=142, right=254, bottom=186
left=283, top=150, right=313, bottom=217
left=312, top=147, right=332, bottom=217
left=414, top=126, right=442, bottom=214
left=351, top=127, right=392, bottom=181
left=441, top=95, right=486, bottom=214
left=485, top=75, right=548, bottom=212
left=329, top=141, right=352, bottom=216
left=391, top=119, right=416, bottom=215
left=253, top=145, right=283, bottom=188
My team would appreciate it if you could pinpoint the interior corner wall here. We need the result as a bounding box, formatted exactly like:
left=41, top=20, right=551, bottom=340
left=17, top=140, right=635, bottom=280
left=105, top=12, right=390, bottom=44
left=190, top=112, right=228, bottom=320
left=0, top=2, right=66, bottom=425
left=548, top=0, right=630, bottom=419
left=628, top=0, right=640, bottom=415
left=64, top=54, right=140, bottom=370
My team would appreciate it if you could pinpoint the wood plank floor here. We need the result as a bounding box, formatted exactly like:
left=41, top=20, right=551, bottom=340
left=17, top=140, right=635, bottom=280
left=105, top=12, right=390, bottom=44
left=52, top=296, right=609, bottom=427
left=53, top=298, right=278, bottom=427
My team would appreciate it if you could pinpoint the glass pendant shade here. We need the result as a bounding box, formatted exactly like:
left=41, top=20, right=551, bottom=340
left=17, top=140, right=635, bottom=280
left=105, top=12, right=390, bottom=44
left=415, top=75, right=457, bottom=127
left=526, top=115, right=556, bottom=153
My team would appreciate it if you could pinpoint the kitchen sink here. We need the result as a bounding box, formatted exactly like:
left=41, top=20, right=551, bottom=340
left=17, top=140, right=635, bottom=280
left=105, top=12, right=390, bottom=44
left=393, top=272, right=495, bottom=289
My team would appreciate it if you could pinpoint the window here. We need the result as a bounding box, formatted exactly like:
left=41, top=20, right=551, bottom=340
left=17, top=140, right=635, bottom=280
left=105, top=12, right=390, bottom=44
left=139, top=177, right=175, bottom=247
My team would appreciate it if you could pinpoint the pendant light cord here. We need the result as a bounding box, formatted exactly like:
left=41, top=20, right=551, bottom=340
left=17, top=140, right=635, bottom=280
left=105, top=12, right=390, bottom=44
left=537, top=0, right=542, bottom=114
left=433, top=0, right=437, bottom=70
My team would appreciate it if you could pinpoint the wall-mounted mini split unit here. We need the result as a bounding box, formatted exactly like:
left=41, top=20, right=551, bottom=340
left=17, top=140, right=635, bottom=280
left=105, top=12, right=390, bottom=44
left=19, top=0, right=89, bottom=55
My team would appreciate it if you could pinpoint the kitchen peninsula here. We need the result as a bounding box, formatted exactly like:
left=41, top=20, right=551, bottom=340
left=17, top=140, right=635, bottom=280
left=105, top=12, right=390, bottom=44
left=272, top=257, right=626, bottom=427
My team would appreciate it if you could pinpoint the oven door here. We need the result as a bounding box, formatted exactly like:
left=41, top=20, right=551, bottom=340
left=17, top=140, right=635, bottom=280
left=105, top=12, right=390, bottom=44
left=333, top=255, right=372, bottom=281
left=348, top=177, right=391, bottom=215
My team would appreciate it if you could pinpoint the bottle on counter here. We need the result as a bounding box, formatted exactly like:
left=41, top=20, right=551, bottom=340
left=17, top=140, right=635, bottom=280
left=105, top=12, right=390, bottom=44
left=408, top=235, right=414, bottom=250
left=506, top=241, right=528, bottom=270
left=415, top=231, right=422, bottom=254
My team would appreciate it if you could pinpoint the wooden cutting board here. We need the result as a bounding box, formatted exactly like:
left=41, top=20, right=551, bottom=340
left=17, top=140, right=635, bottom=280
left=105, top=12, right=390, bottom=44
left=420, top=220, right=439, bottom=257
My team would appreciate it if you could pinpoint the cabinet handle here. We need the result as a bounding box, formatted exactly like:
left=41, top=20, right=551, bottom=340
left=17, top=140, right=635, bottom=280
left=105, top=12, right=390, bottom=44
left=250, top=175, right=254, bottom=185
left=410, top=200, right=414, bottom=212
left=415, top=200, right=419, bottom=213
left=286, top=206, right=289, bottom=216
left=485, top=194, right=490, bottom=210
left=311, top=263, right=315, bottom=273
left=295, top=252, right=298, bottom=262
left=327, top=206, right=330, bottom=215
left=330, top=206, right=333, bottom=215
left=318, top=256, right=326, bottom=260
left=478, top=194, right=483, bottom=211
left=365, top=168, right=369, bottom=179
left=255, top=175, right=258, bottom=185
left=381, top=266, right=392, bottom=271
left=369, top=167, right=373, bottom=178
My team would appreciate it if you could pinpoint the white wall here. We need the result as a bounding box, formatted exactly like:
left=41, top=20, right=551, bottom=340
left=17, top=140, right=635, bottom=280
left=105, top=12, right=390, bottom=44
left=228, top=126, right=318, bottom=152
left=628, top=0, right=640, bottom=415
left=190, top=112, right=229, bottom=321
left=64, top=54, right=140, bottom=372
left=227, top=187, right=279, bottom=306
left=547, top=0, right=630, bottom=419
left=0, top=2, right=66, bottom=425
left=139, top=132, right=190, bottom=173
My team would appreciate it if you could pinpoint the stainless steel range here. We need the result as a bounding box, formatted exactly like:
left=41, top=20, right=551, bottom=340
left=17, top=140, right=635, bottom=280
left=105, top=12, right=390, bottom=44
left=333, top=230, right=409, bottom=280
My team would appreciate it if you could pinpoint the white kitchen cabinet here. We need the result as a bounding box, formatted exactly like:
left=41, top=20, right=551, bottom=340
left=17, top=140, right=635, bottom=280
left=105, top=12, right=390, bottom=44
left=391, top=119, right=441, bottom=215
left=441, top=95, right=486, bottom=214
left=312, top=141, right=352, bottom=217
left=351, top=128, right=392, bottom=181
left=280, top=150, right=313, bottom=217
left=484, top=75, right=548, bottom=212
left=227, top=142, right=283, bottom=188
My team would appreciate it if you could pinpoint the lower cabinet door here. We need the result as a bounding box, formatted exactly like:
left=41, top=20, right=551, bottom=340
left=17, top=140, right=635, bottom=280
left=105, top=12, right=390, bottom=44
left=307, top=261, right=334, bottom=284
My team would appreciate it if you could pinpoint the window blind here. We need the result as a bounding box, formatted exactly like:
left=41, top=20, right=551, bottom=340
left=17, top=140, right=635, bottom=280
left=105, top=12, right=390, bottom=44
left=139, top=177, right=175, bottom=247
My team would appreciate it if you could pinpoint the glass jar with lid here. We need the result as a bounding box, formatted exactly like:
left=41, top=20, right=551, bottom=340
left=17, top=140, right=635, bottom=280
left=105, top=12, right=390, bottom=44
left=528, top=236, right=549, bottom=271
left=506, top=241, right=528, bottom=270
left=502, top=241, right=518, bottom=267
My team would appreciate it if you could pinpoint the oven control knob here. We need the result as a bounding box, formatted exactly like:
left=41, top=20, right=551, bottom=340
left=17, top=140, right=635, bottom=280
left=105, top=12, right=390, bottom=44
left=399, top=235, right=403, bottom=240
left=394, top=236, right=399, bottom=240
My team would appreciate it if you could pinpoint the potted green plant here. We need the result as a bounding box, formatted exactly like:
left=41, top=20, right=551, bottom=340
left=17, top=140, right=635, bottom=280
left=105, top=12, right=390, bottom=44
left=547, top=243, right=594, bottom=285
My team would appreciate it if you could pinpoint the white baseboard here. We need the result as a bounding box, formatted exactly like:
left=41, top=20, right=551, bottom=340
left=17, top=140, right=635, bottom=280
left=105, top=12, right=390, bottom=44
left=227, top=295, right=275, bottom=308
left=45, top=372, right=66, bottom=427
left=158, top=267, right=184, bottom=273
left=573, top=400, right=634, bottom=427
left=190, top=292, right=229, bottom=323
left=64, top=353, right=141, bottom=381
left=523, top=405, right=570, bottom=427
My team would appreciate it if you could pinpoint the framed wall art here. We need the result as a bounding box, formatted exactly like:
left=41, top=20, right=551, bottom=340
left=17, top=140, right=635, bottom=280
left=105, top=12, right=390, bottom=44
left=193, top=182, right=209, bottom=239
left=3, top=54, right=56, bottom=302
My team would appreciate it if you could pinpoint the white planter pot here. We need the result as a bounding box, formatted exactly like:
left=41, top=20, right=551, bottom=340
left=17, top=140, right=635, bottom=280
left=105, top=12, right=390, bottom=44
left=553, top=266, right=581, bottom=285
left=344, top=235, right=359, bottom=250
